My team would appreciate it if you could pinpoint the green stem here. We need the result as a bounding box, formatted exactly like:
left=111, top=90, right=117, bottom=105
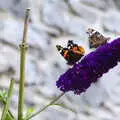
left=18, top=9, right=30, bottom=120
left=1, top=79, right=15, bottom=120
left=25, top=92, right=65, bottom=120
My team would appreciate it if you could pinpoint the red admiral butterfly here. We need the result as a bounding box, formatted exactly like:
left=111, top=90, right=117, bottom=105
left=87, top=28, right=111, bottom=48
left=56, top=40, right=85, bottom=65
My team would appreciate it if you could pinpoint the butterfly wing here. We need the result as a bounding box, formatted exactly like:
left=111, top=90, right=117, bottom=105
left=66, top=46, right=85, bottom=65
left=56, top=41, right=85, bottom=65
left=87, top=28, right=110, bottom=48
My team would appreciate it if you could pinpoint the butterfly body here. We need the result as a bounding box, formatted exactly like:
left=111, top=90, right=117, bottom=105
left=56, top=40, right=85, bottom=65
left=87, top=28, right=110, bottom=48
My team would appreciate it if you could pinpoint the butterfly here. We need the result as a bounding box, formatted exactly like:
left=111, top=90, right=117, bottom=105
left=87, top=28, right=111, bottom=48
left=56, top=40, right=85, bottom=65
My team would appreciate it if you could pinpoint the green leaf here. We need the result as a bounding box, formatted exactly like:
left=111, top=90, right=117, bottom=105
left=0, top=90, right=7, bottom=99
left=0, top=90, right=8, bottom=103
left=24, top=107, right=35, bottom=119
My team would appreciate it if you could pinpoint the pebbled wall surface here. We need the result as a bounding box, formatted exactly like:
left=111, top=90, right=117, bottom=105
left=0, top=0, right=120, bottom=120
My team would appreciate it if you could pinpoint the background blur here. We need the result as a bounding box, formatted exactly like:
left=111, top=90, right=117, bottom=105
left=0, top=0, right=120, bottom=120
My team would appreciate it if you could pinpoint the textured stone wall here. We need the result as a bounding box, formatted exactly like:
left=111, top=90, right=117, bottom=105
left=0, top=0, right=120, bottom=120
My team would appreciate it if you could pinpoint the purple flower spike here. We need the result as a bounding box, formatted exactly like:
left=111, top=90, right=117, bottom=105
left=56, top=38, right=120, bottom=95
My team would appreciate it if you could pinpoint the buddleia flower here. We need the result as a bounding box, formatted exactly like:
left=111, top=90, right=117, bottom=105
left=56, top=37, right=120, bottom=95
